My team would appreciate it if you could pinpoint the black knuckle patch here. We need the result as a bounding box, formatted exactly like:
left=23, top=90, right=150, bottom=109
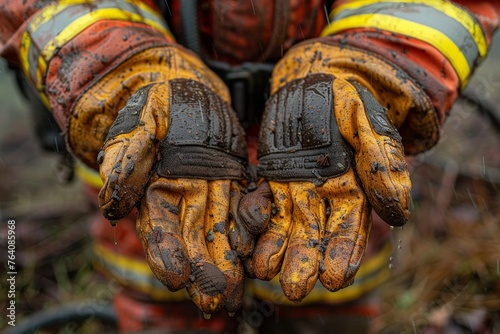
left=157, top=79, right=247, bottom=179
left=105, top=84, right=153, bottom=140
left=349, top=80, right=401, bottom=141
left=258, top=73, right=351, bottom=185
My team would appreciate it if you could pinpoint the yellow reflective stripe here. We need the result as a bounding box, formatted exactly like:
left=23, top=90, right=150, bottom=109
left=19, top=0, right=173, bottom=109
left=249, top=244, right=392, bottom=305
left=94, top=244, right=153, bottom=276
left=356, top=242, right=390, bottom=274
left=75, top=160, right=104, bottom=189
left=19, top=1, right=85, bottom=78
left=19, top=32, right=52, bottom=108
left=35, top=59, right=47, bottom=97
left=39, top=92, right=51, bottom=109
left=132, top=0, right=169, bottom=25
left=329, top=0, right=487, bottom=58
left=19, top=31, right=31, bottom=83
left=40, top=7, right=171, bottom=68
left=321, top=13, right=471, bottom=88
left=37, top=8, right=172, bottom=87
left=93, top=244, right=190, bottom=301
left=24, top=0, right=168, bottom=35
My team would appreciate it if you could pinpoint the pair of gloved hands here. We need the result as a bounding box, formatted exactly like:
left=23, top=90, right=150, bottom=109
left=81, top=40, right=429, bottom=315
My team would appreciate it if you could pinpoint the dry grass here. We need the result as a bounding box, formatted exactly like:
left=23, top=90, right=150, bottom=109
left=374, top=95, right=500, bottom=333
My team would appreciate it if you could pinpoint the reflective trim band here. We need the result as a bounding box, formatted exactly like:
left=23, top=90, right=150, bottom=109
left=93, top=244, right=191, bottom=301
left=322, top=0, right=487, bottom=88
left=250, top=244, right=392, bottom=305
left=335, top=4, right=481, bottom=71
left=75, top=160, right=104, bottom=189
left=330, top=0, right=487, bottom=47
left=19, top=0, right=172, bottom=106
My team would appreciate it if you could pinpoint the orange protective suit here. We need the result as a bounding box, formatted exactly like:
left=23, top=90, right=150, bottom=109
left=1, top=1, right=497, bottom=332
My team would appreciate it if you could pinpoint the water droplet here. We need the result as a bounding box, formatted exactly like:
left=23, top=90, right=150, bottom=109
left=110, top=220, right=119, bottom=245
left=389, top=263, right=393, bottom=269
left=390, top=226, right=394, bottom=230
left=203, top=312, right=211, bottom=320
left=389, top=256, right=393, bottom=262
left=398, top=245, right=402, bottom=249
left=113, top=226, right=118, bottom=245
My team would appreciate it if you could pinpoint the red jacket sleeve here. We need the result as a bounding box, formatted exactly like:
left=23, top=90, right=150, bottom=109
left=322, top=0, right=498, bottom=126
left=0, top=0, right=174, bottom=130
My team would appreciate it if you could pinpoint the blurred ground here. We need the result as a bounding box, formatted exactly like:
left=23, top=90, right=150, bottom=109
left=0, top=34, right=499, bottom=334
left=374, top=33, right=500, bottom=333
left=0, top=63, right=115, bottom=331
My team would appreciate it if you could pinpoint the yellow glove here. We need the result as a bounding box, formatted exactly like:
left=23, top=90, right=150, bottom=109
left=8, top=0, right=251, bottom=315
left=240, top=41, right=434, bottom=302
left=79, top=46, right=248, bottom=314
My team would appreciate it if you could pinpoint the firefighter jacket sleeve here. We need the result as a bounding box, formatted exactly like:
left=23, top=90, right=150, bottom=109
left=0, top=0, right=248, bottom=315
left=238, top=0, right=498, bottom=302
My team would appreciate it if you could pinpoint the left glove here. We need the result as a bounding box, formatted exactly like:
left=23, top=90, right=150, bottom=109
left=4, top=0, right=249, bottom=314
left=94, top=46, right=248, bottom=314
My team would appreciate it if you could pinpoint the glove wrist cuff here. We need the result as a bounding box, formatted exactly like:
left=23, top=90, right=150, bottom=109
left=157, top=145, right=246, bottom=180
left=67, top=45, right=232, bottom=168
left=273, top=40, right=437, bottom=154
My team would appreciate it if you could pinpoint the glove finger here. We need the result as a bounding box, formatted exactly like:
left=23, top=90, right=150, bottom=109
left=205, top=180, right=244, bottom=313
left=357, top=134, right=410, bottom=226
left=279, top=182, right=326, bottom=302
left=317, top=172, right=371, bottom=292
left=180, top=179, right=227, bottom=314
left=239, top=181, right=273, bottom=234
left=334, top=80, right=410, bottom=226
left=98, top=84, right=169, bottom=220
left=228, top=184, right=255, bottom=258
left=136, top=177, right=190, bottom=291
left=98, top=132, right=155, bottom=220
left=249, top=181, right=293, bottom=280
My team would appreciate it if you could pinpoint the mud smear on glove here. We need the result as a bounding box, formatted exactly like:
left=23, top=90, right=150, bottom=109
left=258, top=74, right=351, bottom=186
left=239, top=182, right=272, bottom=234
left=157, top=79, right=247, bottom=180
left=350, top=80, right=410, bottom=226
left=190, top=262, right=227, bottom=296
left=228, top=189, right=255, bottom=258
left=146, top=225, right=190, bottom=291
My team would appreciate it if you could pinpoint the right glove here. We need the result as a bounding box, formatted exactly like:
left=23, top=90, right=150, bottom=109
left=236, top=0, right=498, bottom=302
left=238, top=44, right=417, bottom=302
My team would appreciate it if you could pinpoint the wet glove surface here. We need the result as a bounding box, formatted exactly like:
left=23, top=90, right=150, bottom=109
left=240, top=42, right=413, bottom=302
left=97, top=73, right=247, bottom=314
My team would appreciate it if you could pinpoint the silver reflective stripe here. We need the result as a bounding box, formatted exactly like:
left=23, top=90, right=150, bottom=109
left=333, top=2, right=480, bottom=70
left=24, top=0, right=168, bottom=85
